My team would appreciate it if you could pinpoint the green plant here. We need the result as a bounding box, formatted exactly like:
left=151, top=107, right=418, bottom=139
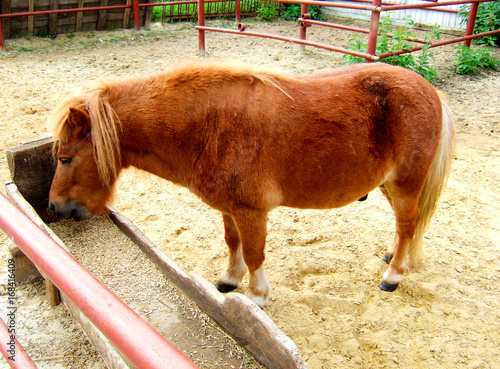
left=343, top=14, right=440, bottom=83
left=454, top=45, right=500, bottom=74
left=256, top=3, right=280, bottom=21
left=17, top=47, right=36, bottom=53
left=459, top=2, right=500, bottom=47
left=152, top=4, right=163, bottom=22
left=36, top=27, right=53, bottom=39
left=280, top=4, right=324, bottom=21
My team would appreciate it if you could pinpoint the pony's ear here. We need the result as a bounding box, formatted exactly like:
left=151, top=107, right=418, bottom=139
left=68, top=107, right=91, bottom=137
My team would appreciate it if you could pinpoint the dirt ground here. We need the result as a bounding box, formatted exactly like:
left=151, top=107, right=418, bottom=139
left=0, top=17, right=499, bottom=369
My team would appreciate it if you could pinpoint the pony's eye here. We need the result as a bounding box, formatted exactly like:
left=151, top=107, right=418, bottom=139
left=59, top=158, right=73, bottom=165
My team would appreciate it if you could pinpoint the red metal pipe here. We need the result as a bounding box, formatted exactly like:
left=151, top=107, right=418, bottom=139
left=140, top=0, right=236, bottom=7
left=196, top=25, right=379, bottom=60
left=235, top=0, right=241, bottom=23
left=299, top=3, right=308, bottom=49
left=0, top=5, right=132, bottom=18
left=299, top=18, right=431, bottom=44
left=0, top=192, right=198, bottom=369
left=299, top=18, right=370, bottom=34
left=1, top=0, right=484, bottom=19
left=0, top=19, right=5, bottom=51
left=0, top=0, right=232, bottom=19
left=264, top=0, right=378, bottom=11
left=463, top=2, right=479, bottom=47
left=376, top=28, right=500, bottom=58
left=198, top=0, right=206, bottom=52
left=380, top=0, right=496, bottom=12
left=366, top=0, right=382, bottom=63
left=0, top=317, right=38, bottom=369
left=132, top=0, right=141, bottom=32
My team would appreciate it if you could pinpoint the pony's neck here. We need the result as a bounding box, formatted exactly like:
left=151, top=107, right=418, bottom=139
left=120, top=148, right=193, bottom=186
left=108, top=79, right=201, bottom=186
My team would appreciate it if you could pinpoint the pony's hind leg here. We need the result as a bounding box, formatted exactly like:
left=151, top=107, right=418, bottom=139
left=216, top=214, right=248, bottom=293
left=379, top=183, right=421, bottom=292
left=379, top=185, right=397, bottom=264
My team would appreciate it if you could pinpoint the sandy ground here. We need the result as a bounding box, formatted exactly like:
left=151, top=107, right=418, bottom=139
left=0, top=18, right=499, bottom=369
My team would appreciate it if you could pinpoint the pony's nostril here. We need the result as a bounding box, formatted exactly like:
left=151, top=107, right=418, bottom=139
left=48, top=202, right=56, bottom=213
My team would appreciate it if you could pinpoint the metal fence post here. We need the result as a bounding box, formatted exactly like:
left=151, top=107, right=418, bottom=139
left=0, top=19, right=5, bottom=51
left=463, top=2, right=479, bottom=47
left=367, top=0, right=382, bottom=62
left=198, top=0, right=206, bottom=53
left=132, top=0, right=141, bottom=32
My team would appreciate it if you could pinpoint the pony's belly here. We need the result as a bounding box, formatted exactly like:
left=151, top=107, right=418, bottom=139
left=281, top=188, right=374, bottom=210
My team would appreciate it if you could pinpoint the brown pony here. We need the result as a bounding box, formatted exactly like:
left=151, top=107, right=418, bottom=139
left=48, top=62, right=455, bottom=308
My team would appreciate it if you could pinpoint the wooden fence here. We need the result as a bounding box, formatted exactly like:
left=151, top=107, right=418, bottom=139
left=0, top=0, right=263, bottom=39
left=1, top=0, right=149, bottom=39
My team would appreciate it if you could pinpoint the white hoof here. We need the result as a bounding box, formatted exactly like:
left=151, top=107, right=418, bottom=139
left=245, top=291, right=267, bottom=309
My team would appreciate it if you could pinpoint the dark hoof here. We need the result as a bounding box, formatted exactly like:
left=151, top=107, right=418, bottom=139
left=216, top=281, right=238, bottom=293
left=382, top=253, right=393, bottom=264
left=358, top=194, right=368, bottom=202
left=379, top=280, right=399, bottom=292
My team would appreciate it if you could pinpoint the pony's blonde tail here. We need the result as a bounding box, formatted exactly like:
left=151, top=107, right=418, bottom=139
left=409, top=92, right=456, bottom=265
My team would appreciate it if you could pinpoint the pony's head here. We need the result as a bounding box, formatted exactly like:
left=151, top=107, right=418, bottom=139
left=47, top=88, right=121, bottom=220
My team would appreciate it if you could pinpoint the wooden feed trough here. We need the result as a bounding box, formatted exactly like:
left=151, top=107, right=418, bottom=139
left=5, top=135, right=308, bottom=369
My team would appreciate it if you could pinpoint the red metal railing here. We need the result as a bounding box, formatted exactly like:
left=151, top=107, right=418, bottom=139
left=197, top=0, right=500, bottom=61
left=0, top=317, right=38, bottom=369
left=2, top=0, right=498, bottom=55
left=0, top=192, right=198, bottom=369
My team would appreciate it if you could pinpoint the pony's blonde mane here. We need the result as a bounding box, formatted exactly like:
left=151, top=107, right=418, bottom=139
left=47, top=86, right=121, bottom=189
left=164, top=61, right=296, bottom=98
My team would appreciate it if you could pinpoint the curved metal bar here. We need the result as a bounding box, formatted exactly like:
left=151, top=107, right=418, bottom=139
left=0, top=317, right=38, bottom=369
left=0, top=192, right=198, bottom=369
left=196, top=25, right=380, bottom=60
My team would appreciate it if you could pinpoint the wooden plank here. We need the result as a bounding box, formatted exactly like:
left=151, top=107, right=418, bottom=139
left=97, top=0, right=109, bottom=31
left=27, top=0, right=35, bottom=36
left=8, top=242, right=43, bottom=285
left=6, top=135, right=56, bottom=223
left=76, top=0, right=84, bottom=32
left=123, top=0, right=131, bottom=29
left=48, top=0, right=59, bottom=38
left=1, top=0, right=11, bottom=39
left=62, top=293, right=134, bottom=369
left=109, top=207, right=308, bottom=369
left=144, top=0, right=155, bottom=28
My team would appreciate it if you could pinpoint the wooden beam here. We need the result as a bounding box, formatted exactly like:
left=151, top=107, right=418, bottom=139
left=63, top=295, right=134, bottom=368
left=144, top=0, right=156, bottom=28
left=97, top=0, right=109, bottom=31
left=123, top=0, right=132, bottom=29
left=109, top=208, right=308, bottom=369
left=1, top=0, right=11, bottom=39
left=6, top=135, right=56, bottom=223
left=28, top=0, right=35, bottom=36
left=76, top=0, right=84, bottom=32
left=48, top=0, right=59, bottom=38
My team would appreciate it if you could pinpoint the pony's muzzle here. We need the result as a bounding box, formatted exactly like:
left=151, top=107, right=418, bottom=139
left=48, top=200, right=93, bottom=221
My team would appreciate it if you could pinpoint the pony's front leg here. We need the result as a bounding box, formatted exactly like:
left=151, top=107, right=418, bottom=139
left=232, top=210, right=271, bottom=308
left=216, top=214, right=248, bottom=293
